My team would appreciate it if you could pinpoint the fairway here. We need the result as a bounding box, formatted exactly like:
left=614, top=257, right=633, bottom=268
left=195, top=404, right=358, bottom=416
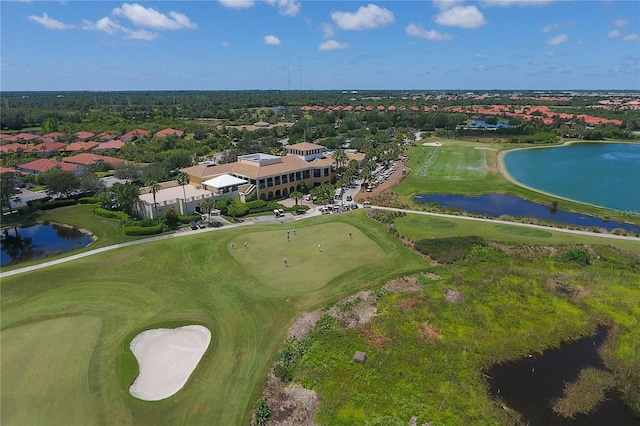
left=1, top=315, right=102, bottom=426
left=0, top=213, right=425, bottom=425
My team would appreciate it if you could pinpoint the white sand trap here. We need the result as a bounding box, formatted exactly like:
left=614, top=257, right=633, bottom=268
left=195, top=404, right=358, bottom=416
left=422, top=142, right=443, bottom=146
left=129, top=325, right=211, bottom=401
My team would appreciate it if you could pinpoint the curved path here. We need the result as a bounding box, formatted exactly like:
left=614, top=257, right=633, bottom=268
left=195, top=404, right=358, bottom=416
left=1, top=204, right=637, bottom=278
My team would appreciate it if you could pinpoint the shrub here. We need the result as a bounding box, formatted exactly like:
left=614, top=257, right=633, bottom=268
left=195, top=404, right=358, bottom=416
left=34, top=199, right=77, bottom=210
left=177, top=213, right=200, bottom=224
left=79, top=196, right=100, bottom=204
left=123, top=224, right=163, bottom=236
left=414, top=236, right=486, bottom=264
left=94, top=207, right=130, bottom=221
left=561, top=248, right=591, bottom=266
left=253, top=399, right=271, bottom=426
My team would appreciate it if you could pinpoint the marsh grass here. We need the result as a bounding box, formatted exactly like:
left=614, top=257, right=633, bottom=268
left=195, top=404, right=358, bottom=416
left=552, top=367, right=616, bottom=418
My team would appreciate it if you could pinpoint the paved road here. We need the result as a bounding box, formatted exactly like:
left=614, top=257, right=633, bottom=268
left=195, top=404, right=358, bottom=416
left=1, top=203, right=637, bottom=278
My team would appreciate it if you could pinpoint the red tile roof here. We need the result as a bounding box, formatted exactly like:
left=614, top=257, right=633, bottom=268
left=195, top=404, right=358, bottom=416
left=0, top=143, right=28, bottom=154
left=30, top=141, right=68, bottom=154
left=43, top=132, right=65, bottom=140
left=64, top=141, right=100, bottom=152
left=63, top=153, right=124, bottom=167
left=19, top=158, right=78, bottom=174
left=93, top=139, right=125, bottom=151
left=75, top=131, right=96, bottom=141
left=154, top=128, right=185, bottom=138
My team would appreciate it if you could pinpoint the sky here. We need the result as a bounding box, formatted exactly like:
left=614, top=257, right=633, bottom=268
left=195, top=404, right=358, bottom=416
left=1, top=0, right=639, bottom=91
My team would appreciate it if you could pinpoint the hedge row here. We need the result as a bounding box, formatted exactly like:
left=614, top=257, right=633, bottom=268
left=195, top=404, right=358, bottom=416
left=123, top=224, right=164, bottom=236
left=94, top=207, right=131, bottom=221
left=32, top=199, right=78, bottom=210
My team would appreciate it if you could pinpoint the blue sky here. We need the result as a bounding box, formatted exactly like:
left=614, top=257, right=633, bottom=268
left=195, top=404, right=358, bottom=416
left=1, top=0, right=638, bottom=91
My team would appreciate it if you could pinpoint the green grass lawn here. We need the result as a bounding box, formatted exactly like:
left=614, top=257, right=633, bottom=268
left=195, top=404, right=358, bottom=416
left=0, top=211, right=426, bottom=425
left=1, top=315, right=102, bottom=426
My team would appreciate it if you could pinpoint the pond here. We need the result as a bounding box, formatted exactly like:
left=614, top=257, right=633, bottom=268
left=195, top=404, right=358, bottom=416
left=485, top=326, right=638, bottom=425
left=413, top=193, right=639, bottom=234
left=1, top=223, right=94, bottom=267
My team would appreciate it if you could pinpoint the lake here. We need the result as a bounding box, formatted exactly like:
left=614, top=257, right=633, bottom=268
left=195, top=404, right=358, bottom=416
left=502, top=143, right=640, bottom=213
left=1, top=223, right=93, bottom=267
left=485, top=326, right=638, bottom=425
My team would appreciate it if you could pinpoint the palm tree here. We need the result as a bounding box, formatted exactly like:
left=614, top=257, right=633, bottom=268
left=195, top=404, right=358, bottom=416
left=227, top=202, right=241, bottom=222
left=290, top=191, right=303, bottom=214
left=176, top=172, right=190, bottom=214
left=200, top=197, right=216, bottom=222
left=333, top=148, right=348, bottom=171
left=149, top=180, right=161, bottom=218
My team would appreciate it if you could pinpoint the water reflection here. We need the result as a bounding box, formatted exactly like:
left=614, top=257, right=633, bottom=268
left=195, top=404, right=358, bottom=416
left=1, top=223, right=93, bottom=267
left=414, top=193, right=639, bottom=233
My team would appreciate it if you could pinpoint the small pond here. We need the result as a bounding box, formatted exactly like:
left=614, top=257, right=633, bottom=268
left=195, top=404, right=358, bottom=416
left=1, top=223, right=93, bottom=267
left=413, top=193, right=639, bottom=233
left=485, top=326, right=638, bottom=425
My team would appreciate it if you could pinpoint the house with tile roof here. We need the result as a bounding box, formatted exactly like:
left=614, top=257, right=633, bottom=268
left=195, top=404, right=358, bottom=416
left=19, top=159, right=80, bottom=175
left=97, top=132, right=117, bottom=141
left=154, top=128, right=185, bottom=139
left=63, top=153, right=125, bottom=171
left=181, top=142, right=337, bottom=201
left=93, top=139, right=125, bottom=152
left=29, top=141, right=68, bottom=157
left=0, top=143, right=29, bottom=155
left=64, top=141, right=100, bottom=153
left=120, top=129, right=150, bottom=142
left=75, top=131, right=95, bottom=141
left=43, top=132, right=65, bottom=140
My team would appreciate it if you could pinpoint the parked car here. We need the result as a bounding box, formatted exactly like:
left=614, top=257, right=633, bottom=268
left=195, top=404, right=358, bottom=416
left=209, top=221, right=223, bottom=228
left=346, top=195, right=352, bottom=201
left=189, top=221, right=198, bottom=230
left=197, top=219, right=206, bottom=229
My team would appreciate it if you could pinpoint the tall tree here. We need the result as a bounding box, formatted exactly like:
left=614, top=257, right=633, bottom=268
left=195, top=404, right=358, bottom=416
left=176, top=172, right=190, bottom=211
left=0, top=172, right=18, bottom=214
left=110, top=182, right=139, bottom=216
left=148, top=181, right=161, bottom=218
left=290, top=191, right=303, bottom=213
left=200, top=197, right=216, bottom=222
left=42, top=168, right=80, bottom=197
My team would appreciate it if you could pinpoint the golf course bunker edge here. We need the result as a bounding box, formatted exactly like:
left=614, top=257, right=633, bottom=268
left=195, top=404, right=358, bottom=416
left=129, top=325, right=211, bottom=401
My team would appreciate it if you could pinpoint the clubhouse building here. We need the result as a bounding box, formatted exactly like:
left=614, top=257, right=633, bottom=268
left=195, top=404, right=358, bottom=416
left=136, top=142, right=339, bottom=219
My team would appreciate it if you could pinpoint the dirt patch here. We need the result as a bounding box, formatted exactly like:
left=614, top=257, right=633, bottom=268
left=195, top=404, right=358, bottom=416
left=397, top=297, right=421, bottom=312
left=259, top=373, right=320, bottom=426
left=361, top=322, right=391, bottom=350
left=442, top=287, right=465, bottom=303
left=384, top=275, right=423, bottom=293
left=418, top=322, right=441, bottom=341
left=327, top=290, right=377, bottom=330
left=546, top=276, right=591, bottom=300
left=286, top=311, right=325, bottom=340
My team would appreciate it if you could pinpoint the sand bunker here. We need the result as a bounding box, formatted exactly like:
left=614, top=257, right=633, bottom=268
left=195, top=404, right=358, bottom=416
left=129, top=325, right=211, bottom=401
left=422, top=142, right=443, bottom=146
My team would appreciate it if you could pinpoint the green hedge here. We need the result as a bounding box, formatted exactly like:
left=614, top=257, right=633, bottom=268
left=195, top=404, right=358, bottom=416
left=79, top=196, right=100, bottom=204
left=123, top=224, right=163, bottom=236
left=178, top=213, right=201, bottom=224
left=94, top=207, right=131, bottom=221
left=33, top=199, right=78, bottom=210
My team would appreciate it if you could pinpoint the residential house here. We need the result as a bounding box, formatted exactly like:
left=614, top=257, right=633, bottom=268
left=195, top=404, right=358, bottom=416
left=93, top=139, right=125, bottom=153
left=19, top=158, right=81, bottom=175
left=120, top=129, right=150, bottom=142
left=64, top=141, right=100, bottom=153
left=63, top=153, right=124, bottom=173
left=75, top=131, right=96, bottom=141
left=154, top=128, right=184, bottom=139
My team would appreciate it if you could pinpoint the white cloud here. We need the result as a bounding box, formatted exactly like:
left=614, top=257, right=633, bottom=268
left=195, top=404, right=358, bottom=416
left=622, top=33, right=639, bottom=41
left=218, top=0, right=255, bottom=9
left=318, top=39, right=350, bottom=51
left=264, top=34, right=281, bottom=45
left=321, top=23, right=335, bottom=39
left=113, top=3, right=197, bottom=30
left=475, top=53, right=487, bottom=59
left=435, top=5, right=486, bottom=29
left=541, top=23, right=559, bottom=33
left=220, top=40, right=230, bottom=47
left=433, top=0, right=465, bottom=11
left=125, top=29, right=160, bottom=41
left=28, top=13, right=74, bottom=30
left=481, top=0, right=555, bottom=7
left=266, top=0, right=301, bottom=17
left=607, top=29, right=621, bottom=38
left=614, top=18, right=628, bottom=27
left=405, top=23, right=452, bottom=41
left=546, top=33, right=568, bottom=45
left=82, top=17, right=123, bottom=35
left=331, top=4, right=395, bottom=31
